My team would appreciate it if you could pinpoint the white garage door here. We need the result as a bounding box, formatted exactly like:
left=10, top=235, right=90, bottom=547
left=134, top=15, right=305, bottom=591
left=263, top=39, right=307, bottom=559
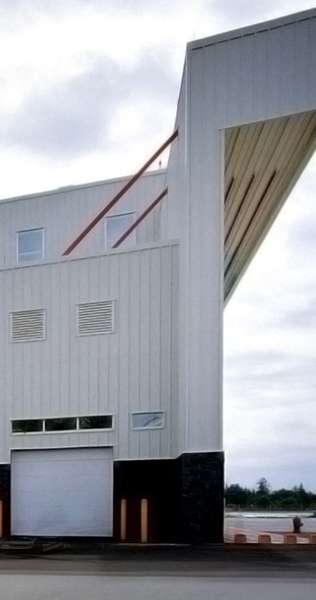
left=11, top=447, right=113, bottom=536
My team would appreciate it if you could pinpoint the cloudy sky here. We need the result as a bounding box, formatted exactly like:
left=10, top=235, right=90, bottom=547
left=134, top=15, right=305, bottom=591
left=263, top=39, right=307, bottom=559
left=1, top=0, right=316, bottom=491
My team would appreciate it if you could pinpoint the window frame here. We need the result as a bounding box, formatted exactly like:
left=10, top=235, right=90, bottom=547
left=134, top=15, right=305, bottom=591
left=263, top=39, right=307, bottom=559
left=131, top=411, right=165, bottom=431
left=78, top=415, right=114, bottom=430
left=11, top=419, right=44, bottom=434
left=16, top=227, right=45, bottom=263
left=11, top=414, right=115, bottom=435
left=104, top=212, right=136, bottom=249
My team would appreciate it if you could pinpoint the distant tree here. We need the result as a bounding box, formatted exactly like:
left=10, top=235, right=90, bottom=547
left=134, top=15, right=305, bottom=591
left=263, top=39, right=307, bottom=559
left=225, top=484, right=249, bottom=507
left=256, top=495, right=270, bottom=508
left=225, top=479, right=316, bottom=510
left=280, top=496, right=298, bottom=509
left=296, top=483, right=310, bottom=508
left=225, top=484, right=257, bottom=507
left=256, top=477, right=270, bottom=496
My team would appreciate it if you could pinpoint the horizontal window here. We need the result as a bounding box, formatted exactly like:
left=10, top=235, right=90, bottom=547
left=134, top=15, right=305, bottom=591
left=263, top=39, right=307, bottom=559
left=45, top=417, right=77, bottom=432
left=12, top=415, right=114, bottom=434
left=131, top=411, right=165, bottom=430
left=79, top=415, right=113, bottom=430
left=17, top=228, right=44, bottom=262
left=12, top=419, right=43, bottom=434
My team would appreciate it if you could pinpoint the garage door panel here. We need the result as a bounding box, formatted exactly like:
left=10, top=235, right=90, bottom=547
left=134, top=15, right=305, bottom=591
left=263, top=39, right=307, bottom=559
left=11, top=448, right=113, bottom=536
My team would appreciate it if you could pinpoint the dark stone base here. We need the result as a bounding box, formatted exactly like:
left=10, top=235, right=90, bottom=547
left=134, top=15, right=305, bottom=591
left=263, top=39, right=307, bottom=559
left=114, top=452, right=224, bottom=544
left=176, top=452, right=224, bottom=543
left=0, top=464, right=11, bottom=539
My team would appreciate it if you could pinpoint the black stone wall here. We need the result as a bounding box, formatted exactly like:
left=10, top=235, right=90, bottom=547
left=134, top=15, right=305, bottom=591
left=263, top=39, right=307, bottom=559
left=176, top=452, right=224, bottom=543
left=113, top=459, right=177, bottom=542
left=114, top=452, right=224, bottom=544
left=0, top=464, right=11, bottom=539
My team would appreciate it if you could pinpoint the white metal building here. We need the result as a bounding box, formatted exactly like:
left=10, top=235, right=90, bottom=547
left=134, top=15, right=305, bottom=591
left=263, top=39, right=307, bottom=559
left=0, top=8, right=316, bottom=543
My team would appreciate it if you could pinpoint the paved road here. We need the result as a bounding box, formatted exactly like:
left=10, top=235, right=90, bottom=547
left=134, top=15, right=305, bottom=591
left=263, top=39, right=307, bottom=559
left=0, top=571, right=316, bottom=600
left=0, top=552, right=315, bottom=599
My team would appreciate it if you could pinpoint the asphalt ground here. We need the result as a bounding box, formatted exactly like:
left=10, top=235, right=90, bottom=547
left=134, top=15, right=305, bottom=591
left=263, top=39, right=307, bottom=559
left=0, top=547, right=315, bottom=600
left=1, top=571, right=316, bottom=600
left=0, top=544, right=315, bottom=578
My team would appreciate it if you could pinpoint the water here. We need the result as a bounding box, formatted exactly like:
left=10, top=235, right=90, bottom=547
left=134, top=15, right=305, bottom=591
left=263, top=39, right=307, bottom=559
left=225, top=512, right=316, bottom=542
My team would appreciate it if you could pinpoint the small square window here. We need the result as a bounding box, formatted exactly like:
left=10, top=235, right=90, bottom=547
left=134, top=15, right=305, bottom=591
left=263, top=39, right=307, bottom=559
left=17, top=228, right=44, bottom=262
left=105, top=213, right=135, bottom=249
left=131, top=411, right=165, bottom=430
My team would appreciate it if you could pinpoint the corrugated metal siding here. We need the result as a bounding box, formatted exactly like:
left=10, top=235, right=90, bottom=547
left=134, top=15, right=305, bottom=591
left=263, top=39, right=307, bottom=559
left=160, top=66, right=186, bottom=242
left=0, top=242, right=179, bottom=461
left=189, top=15, right=316, bottom=129
left=0, top=170, right=166, bottom=267
left=162, top=67, right=188, bottom=454
left=164, top=12, right=316, bottom=454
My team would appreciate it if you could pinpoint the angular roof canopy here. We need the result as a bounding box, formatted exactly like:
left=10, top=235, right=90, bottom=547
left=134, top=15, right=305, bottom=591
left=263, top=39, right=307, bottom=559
left=186, top=8, right=316, bottom=303
left=224, top=110, right=316, bottom=302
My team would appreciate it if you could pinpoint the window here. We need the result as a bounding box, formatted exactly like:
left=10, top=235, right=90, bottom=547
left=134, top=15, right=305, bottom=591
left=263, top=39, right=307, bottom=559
left=131, top=411, right=165, bottom=430
left=105, top=213, right=135, bottom=249
left=12, top=419, right=43, bottom=434
left=17, top=228, right=44, bottom=262
left=45, top=417, right=77, bottom=432
left=12, top=414, right=114, bottom=434
left=79, top=415, right=113, bottom=430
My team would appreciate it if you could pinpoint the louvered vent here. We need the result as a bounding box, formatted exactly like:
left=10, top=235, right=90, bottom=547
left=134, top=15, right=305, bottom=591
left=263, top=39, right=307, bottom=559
left=11, top=309, right=45, bottom=342
left=77, top=301, right=114, bottom=336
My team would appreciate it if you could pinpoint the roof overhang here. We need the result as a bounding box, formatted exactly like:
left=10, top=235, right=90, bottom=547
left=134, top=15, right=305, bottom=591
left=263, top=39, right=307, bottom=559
left=224, top=110, right=316, bottom=302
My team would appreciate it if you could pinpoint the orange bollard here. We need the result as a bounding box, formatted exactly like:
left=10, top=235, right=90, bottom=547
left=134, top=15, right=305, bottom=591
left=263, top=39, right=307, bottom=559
left=141, top=499, right=148, bottom=543
left=284, top=534, right=297, bottom=544
left=234, top=533, right=247, bottom=543
left=258, top=534, right=271, bottom=544
left=309, top=534, right=316, bottom=544
left=120, top=499, right=127, bottom=541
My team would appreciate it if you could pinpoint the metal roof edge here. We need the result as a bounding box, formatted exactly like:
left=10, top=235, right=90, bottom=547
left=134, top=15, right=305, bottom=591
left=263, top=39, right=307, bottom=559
left=0, top=168, right=167, bottom=206
left=187, top=7, right=316, bottom=51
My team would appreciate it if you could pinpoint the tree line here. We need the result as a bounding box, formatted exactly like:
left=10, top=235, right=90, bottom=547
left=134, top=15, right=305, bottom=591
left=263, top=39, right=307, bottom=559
left=225, top=478, right=316, bottom=510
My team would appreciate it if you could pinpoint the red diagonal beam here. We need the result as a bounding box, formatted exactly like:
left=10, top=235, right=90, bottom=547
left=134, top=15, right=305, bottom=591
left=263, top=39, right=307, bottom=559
left=63, top=129, right=178, bottom=256
left=112, top=188, right=168, bottom=248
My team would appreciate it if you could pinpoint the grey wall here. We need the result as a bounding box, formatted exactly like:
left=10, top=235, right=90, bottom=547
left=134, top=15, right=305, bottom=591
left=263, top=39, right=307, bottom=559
left=164, top=9, right=316, bottom=455
left=1, top=242, right=179, bottom=462
left=0, top=170, right=167, bottom=267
